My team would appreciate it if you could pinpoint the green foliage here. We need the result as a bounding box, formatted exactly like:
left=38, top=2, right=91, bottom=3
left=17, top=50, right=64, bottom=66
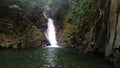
left=63, top=0, right=99, bottom=46
left=65, top=0, right=99, bottom=26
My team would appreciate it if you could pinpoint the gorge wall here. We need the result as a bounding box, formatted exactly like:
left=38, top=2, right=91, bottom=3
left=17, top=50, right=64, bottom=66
left=86, top=0, right=120, bottom=68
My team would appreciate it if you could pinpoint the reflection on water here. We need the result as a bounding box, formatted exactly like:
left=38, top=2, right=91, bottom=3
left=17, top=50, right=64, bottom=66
left=0, top=48, right=112, bottom=68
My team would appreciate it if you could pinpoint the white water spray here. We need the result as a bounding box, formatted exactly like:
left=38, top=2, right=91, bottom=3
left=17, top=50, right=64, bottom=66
left=44, top=12, right=59, bottom=47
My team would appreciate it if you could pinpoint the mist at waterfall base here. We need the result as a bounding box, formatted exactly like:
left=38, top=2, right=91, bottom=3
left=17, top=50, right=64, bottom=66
left=44, top=12, right=59, bottom=47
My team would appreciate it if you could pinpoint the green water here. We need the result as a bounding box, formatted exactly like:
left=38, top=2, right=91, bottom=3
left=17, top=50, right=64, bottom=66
left=0, top=48, right=112, bottom=68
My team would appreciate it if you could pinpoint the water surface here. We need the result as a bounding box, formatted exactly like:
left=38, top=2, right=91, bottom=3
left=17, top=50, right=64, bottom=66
left=0, top=48, right=112, bottom=68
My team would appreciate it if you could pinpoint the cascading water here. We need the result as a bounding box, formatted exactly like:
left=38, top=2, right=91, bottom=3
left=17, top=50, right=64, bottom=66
left=44, top=11, right=59, bottom=47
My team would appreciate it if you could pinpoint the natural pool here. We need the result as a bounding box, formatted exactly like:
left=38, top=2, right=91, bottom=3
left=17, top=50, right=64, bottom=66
left=0, top=48, right=112, bottom=68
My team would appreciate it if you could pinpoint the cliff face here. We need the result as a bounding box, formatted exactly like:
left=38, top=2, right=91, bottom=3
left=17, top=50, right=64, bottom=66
left=0, top=0, right=48, bottom=48
left=106, top=0, right=120, bottom=55
left=106, top=0, right=120, bottom=67
left=87, top=0, right=120, bottom=68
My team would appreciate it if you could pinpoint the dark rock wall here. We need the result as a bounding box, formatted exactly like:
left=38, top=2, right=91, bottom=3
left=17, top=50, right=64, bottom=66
left=88, top=0, right=120, bottom=68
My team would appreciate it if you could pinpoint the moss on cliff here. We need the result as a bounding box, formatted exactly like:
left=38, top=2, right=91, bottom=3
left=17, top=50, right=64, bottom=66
left=0, top=16, right=43, bottom=49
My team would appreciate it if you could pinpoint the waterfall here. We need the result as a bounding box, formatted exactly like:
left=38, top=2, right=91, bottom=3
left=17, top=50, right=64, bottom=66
left=44, top=12, right=59, bottom=47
